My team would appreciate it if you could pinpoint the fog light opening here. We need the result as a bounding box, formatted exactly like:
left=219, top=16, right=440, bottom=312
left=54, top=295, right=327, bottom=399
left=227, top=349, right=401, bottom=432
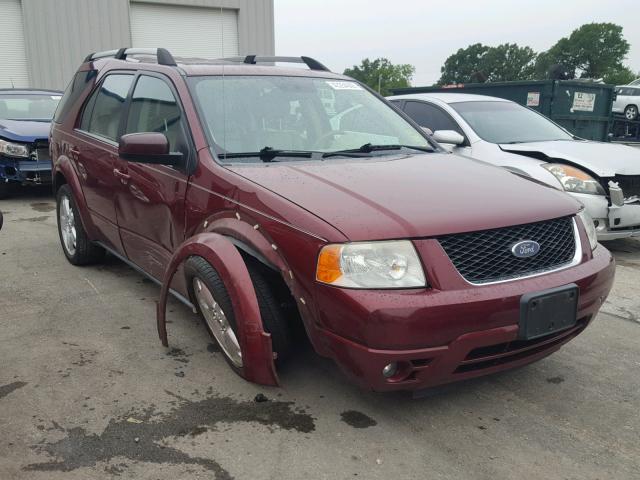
left=382, top=362, right=398, bottom=378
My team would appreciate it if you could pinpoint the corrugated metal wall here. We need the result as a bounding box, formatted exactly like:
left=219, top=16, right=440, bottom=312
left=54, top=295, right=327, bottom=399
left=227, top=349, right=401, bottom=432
left=21, top=0, right=131, bottom=91
left=19, top=0, right=275, bottom=91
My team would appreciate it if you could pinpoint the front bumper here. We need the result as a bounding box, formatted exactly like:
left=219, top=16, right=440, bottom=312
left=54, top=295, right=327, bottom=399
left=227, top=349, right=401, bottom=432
left=0, top=156, right=52, bottom=185
left=572, top=192, right=640, bottom=241
left=310, top=243, right=615, bottom=392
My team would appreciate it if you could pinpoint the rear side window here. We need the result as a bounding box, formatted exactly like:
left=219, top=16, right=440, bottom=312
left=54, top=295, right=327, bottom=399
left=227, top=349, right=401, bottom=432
left=53, top=70, right=96, bottom=124
left=125, top=75, right=187, bottom=153
left=404, top=101, right=462, bottom=134
left=80, top=74, right=134, bottom=141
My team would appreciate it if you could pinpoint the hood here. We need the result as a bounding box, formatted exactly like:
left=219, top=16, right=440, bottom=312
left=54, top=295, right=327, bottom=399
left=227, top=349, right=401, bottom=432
left=0, top=119, right=51, bottom=143
left=500, top=140, right=640, bottom=177
left=227, top=153, right=581, bottom=241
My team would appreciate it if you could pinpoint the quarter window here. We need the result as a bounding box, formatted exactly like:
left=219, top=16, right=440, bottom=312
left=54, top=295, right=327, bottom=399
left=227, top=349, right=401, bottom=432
left=125, top=75, right=186, bottom=153
left=80, top=74, right=133, bottom=141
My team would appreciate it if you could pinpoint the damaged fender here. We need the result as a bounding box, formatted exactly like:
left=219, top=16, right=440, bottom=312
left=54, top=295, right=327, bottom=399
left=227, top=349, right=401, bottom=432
left=157, top=232, right=279, bottom=386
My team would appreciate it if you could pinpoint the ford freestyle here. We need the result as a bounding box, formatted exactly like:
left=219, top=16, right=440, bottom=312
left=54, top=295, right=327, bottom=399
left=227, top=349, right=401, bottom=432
left=50, top=49, right=615, bottom=391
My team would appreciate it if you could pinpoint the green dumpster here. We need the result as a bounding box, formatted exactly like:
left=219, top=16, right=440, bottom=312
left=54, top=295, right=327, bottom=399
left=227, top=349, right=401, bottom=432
left=392, top=80, right=615, bottom=142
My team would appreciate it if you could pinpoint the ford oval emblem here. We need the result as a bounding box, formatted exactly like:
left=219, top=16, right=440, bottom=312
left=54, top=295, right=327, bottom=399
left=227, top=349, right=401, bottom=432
left=511, top=240, right=540, bottom=258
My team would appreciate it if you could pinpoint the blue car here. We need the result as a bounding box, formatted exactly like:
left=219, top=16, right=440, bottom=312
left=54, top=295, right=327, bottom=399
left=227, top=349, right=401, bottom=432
left=0, top=89, right=62, bottom=198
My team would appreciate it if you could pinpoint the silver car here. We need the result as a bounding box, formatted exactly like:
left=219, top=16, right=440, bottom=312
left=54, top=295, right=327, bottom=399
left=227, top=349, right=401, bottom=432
left=388, top=92, right=640, bottom=241
left=613, top=85, right=640, bottom=121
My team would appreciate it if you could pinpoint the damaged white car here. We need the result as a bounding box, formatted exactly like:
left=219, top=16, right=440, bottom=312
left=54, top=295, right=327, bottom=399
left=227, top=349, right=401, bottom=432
left=389, top=93, right=640, bottom=241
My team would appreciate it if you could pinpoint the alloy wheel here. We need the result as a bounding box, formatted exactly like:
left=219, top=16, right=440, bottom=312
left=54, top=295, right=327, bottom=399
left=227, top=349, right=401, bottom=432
left=192, top=277, right=243, bottom=367
left=59, top=195, right=77, bottom=256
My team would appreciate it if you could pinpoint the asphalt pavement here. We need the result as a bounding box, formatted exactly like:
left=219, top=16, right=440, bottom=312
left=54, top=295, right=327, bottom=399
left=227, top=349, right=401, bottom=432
left=1, top=188, right=638, bottom=480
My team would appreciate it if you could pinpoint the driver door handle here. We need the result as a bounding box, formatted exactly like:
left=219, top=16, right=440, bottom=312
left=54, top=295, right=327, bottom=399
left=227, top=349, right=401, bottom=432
left=113, top=168, right=130, bottom=183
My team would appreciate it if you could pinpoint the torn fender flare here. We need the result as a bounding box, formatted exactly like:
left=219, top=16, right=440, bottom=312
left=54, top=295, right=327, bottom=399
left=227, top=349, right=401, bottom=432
left=157, top=232, right=279, bottom=387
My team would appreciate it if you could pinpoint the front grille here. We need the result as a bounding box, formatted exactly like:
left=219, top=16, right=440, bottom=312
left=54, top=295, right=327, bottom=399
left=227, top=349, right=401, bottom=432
left=612, top=175, right=640, bottom=198
left=454, top=318, right=588, bottom=374
left=438, top=217, right=576, bottom=284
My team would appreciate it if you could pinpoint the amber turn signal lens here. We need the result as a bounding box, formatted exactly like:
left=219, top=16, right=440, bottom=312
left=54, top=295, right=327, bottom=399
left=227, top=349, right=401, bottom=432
left=558, top=165, right=593, bottom=181
left=316, top=244, right=343, bottom=284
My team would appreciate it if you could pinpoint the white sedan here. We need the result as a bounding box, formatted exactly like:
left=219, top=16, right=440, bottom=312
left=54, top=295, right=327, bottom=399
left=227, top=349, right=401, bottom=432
left=388, top=92, right=640, bottom=241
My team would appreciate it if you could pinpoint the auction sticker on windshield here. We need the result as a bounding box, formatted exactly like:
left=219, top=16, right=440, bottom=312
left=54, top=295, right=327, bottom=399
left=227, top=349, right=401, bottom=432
left=326, top=81, right=363, bottom=90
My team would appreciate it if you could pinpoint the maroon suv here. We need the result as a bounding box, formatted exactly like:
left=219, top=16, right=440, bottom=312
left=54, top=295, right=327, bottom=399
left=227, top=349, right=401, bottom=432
left=50, top=49, right=615, bottom=391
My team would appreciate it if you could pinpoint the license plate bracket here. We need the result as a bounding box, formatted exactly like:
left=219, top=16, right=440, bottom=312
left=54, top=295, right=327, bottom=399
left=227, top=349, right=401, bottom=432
left=519, top=284, right=579, bottom=340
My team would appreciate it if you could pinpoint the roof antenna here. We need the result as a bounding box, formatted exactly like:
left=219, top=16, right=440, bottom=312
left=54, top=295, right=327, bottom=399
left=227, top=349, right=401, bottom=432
left=221, top=5, right=227, bottom=161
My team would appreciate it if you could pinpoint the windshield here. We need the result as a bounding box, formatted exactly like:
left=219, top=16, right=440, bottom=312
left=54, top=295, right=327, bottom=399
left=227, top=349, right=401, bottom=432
left=0, top=93, right=61, bottom=121
left=450, top=101, right=573, bottom=144
left=188, top=75, right=430, bottom=160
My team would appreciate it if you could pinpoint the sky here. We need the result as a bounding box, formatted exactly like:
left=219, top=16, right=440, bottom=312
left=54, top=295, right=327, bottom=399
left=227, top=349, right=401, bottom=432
left=274, top=0, right=640, bottom=86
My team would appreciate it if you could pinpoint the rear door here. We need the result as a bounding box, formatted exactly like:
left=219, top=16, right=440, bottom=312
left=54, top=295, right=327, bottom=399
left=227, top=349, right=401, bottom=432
left=114, top=73, right=192, bottom=280
left=73, top=73, right=134, bottom=252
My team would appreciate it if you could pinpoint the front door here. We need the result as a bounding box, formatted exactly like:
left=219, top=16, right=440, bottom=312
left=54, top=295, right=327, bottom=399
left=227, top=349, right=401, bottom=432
left=114, top=74, right=192, bottom=281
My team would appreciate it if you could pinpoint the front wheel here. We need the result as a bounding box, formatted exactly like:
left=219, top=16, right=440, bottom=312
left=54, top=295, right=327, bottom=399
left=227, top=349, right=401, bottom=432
left=185, top=255, right=293, bottom=374
left=56, top=184, right=105, bottom=265
left=624, top=105, right=638, bottom=121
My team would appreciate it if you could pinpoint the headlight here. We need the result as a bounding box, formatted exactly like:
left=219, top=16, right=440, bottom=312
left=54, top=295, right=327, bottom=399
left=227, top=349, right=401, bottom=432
left=543, top=163, right=605, bottom=195
left=577, top=210, right=598, bottom=250
left=0, top=138, right=30, bottom=158
left=316, top=240, right=427, bottom=289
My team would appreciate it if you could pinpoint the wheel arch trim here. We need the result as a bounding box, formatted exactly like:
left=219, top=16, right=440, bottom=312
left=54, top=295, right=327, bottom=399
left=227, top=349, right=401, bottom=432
left=157, top=232, right=279, bottom=387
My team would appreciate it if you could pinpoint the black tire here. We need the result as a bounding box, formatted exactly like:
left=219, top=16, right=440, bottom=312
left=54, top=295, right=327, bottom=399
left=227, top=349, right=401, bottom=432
left=624, top=105, right=638, bottom=121
left=185, top=256, right=242, bottom=373
left=185, top=255, right=293, bottom=371
left=245, top=259, right=293, bottom=362
left=56, top=184, right=105, bottom=265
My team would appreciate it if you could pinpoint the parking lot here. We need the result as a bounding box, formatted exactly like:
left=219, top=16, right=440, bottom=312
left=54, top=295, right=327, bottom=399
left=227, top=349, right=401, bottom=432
left=0, top=189, right=638, bottom=480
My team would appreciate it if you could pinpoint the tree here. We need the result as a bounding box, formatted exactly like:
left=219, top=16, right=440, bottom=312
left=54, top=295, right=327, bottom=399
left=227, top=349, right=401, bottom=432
left=438, top=43, right=536, bottom=85
left=438, top=43, right=490, bottom=85
left=534, top=23, right=630, bottom=80
left=603, top=65, right=636, bottom=85
left=343, top=58, right=415, bottom=96
left=481, top=44, right=537, bottom=82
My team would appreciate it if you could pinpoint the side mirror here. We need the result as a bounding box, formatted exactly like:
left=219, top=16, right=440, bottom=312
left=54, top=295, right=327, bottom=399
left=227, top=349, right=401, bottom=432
left=119, top=132, right=183, bottom=166
left=421, top=126, right=434, bottom=136
left=432, top=130, right=465, bottom=146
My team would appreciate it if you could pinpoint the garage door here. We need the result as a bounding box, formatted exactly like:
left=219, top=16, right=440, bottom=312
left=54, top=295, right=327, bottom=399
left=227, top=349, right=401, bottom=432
left=0, top=0, right=29, bottom=88
left=130, top=3, right=239, bottom=59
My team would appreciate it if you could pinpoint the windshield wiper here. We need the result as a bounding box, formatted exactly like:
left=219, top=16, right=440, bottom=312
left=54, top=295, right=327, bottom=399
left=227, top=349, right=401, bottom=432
left=322, top=143, right=432, bottom=158
left=221, top=147, right=314, bottom=163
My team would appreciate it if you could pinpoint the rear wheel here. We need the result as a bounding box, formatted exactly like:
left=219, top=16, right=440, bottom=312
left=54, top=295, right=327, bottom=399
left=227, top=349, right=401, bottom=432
left=56, top=184, right=105, bottom=265
left=624, top=105, right=638, bottom=121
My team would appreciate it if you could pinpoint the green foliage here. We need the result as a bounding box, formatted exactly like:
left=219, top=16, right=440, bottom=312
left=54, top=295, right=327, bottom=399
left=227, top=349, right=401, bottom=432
left=438, top=43, right=536, bottom=85
left=343, top=58, right=415, bottom=96
left=438, top=43, right=490, bottom=85
left=482, top=44, right=537, bottom=82
left=438, top=23, right=635, bottom=85
left=534, top=23, right=630, bottom=80
left=602, top=65, right=637, bottom=85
